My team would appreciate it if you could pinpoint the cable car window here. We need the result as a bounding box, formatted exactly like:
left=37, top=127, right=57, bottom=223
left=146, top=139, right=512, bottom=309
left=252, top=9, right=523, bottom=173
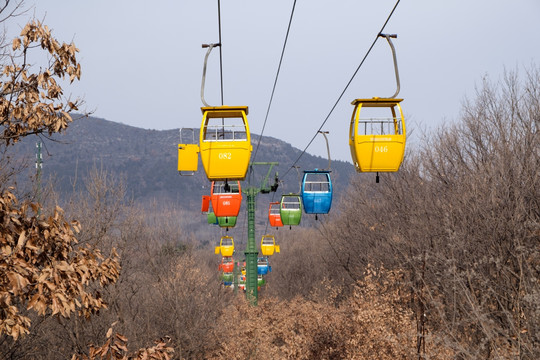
left=213, top=181, right=240, bottom=194
left=357, top=106, right=403, bottom=136
left=282, top=198, right=301, bottom=209
left=203, top=117, right=247, bottom=141
left=303, top=173, right=330, bottom=192
left=269, top=205, right=280, bottom=215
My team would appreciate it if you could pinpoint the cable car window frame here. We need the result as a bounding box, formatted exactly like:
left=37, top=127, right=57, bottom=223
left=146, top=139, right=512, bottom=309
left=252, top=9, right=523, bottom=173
left=281, top=196, right=301, bottom=210
left=201, top=108, right=249, bottom=143
left=203, top=121, right=248, bottom=142
left=269, top=203, right=281, bottom=215
left=212, top=181, right=240, bottom=194
left=262, top=237, right=275, bottom=246
left=349, top=98, right=405, bottom=136
left=221, top=237, right=233, bottom=247
left=302, top=173, right=331, bottom=193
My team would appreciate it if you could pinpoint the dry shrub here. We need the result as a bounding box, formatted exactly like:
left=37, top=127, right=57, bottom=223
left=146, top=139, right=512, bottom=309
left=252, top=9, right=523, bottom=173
left=71, top=322, right=174, bottom=360
left=208, top=266, right=449, bottom=359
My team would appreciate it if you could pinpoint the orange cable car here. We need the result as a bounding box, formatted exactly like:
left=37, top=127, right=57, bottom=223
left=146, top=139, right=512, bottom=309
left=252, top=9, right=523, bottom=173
left=218, top=256, right=234, bottom=272
left=268, top=201, right=283, bottom=228
left=210, top=181, right=242, bottom=217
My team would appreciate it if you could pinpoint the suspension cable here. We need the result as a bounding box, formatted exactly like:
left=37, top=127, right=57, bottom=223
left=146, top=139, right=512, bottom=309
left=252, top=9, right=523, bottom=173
left=246, top=0, right=298, bottom=239
left=282, top=0, right=402, bottom=179
left=252, top=0, right=298, bottom=164
left=217, top=0, right=224, bottom=105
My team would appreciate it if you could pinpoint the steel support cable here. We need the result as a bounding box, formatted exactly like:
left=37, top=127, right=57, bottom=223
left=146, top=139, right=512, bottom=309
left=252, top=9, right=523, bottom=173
left=252, top=0, right=298, bottom=166
left=217, top=0, right=224, bottom=105
left=282, top=0, right=401, bottom=180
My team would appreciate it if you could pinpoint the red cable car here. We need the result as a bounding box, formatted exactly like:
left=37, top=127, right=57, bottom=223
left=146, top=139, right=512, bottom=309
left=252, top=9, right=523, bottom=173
left=218, top=256, right=234, bottom=272
left=210, top=181, right=242, bottom=217
left=268, top=201, right=283, bottom=228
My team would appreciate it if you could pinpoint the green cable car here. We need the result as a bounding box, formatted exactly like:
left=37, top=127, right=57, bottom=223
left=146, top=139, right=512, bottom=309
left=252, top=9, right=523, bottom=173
left=280, top=194, right=302, bottom=227
left=207, top=212, right=236, bottom=228
left=217, top=216, right=237, bottom=228
left=221, top=272, right=234, bottom=282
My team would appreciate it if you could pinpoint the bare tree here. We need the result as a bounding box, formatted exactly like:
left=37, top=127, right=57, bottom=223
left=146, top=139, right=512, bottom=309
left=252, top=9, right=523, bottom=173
left=0, top=6, right=119, bottom=350
left=321, top=66, right=540, bottom=359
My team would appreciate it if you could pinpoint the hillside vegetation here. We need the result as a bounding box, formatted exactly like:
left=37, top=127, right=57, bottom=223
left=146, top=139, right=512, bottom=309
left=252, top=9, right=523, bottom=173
left=13, top=116, right=355, bottom=209
left=2, top=68, right=538, bottom=360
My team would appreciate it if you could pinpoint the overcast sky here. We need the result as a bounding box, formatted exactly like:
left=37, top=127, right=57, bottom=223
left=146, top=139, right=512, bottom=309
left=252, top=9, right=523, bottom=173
left=21, top=1, right=540, bottom=162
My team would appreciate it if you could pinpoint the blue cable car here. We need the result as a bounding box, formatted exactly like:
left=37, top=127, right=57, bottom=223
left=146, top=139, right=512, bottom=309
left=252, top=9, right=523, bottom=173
left=301, top=170, right=332, bottom=216
left=257, top=257, right=272, bottom=275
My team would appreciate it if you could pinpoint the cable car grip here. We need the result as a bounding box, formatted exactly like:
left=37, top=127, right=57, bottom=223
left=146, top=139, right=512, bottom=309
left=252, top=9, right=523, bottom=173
left=202, top=43, right=221, bottom=48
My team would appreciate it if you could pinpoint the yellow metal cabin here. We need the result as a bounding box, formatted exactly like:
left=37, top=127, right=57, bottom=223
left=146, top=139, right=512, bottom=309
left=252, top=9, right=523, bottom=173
left=260, top=235, right=280, bottom=256
left=349, top=98, right=406, bottom=172
left=215, top=235, right=235, bottom=257
left=199, top=106, right=252, bottom=181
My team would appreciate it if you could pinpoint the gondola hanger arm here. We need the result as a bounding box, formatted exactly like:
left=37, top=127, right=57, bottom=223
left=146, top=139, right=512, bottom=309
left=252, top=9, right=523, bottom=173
left=201, top=43, right=221, bottom=107
left=378, top=33, right=400, bottom=99
left=317, top=130, right=331, bottom=171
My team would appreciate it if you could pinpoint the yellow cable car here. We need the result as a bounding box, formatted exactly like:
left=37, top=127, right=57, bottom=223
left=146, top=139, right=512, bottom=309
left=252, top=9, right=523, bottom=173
left=260, top=234, right=280, bottom=256
left=348, top=34, right=407, bottom=176
left=215, top=235, right=234, bottom=257
left=199, top=106, right=252, bottom=181
left=179, top=45, right=253, bottom=179
left=349, top=97, right=406, bottom=172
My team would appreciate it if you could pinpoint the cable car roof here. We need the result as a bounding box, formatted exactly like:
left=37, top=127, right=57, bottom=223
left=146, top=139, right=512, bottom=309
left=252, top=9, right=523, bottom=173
left=351, top=98, right=403, bottom=106
left=200, top=105, right=249, bottom=116
left=303, top=169, right=331, bottom=174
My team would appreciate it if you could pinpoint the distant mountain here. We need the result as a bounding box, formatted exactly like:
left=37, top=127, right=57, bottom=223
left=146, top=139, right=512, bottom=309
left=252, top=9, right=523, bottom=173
left=15, top=116, right=356, bottom=213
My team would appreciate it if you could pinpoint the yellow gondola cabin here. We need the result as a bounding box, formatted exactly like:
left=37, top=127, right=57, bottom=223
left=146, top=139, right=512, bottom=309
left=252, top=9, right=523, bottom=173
left=215, top=235, right=235, bottom=257
left=349, top=97, right=406, bottom=172
left=260, top=235, right=280, bottom=256
left=199, top=106, right=252, bottom=181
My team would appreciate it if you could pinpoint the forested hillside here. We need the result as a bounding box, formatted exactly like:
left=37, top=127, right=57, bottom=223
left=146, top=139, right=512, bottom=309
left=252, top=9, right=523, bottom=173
left=14, top=115, right=355, bottom=209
